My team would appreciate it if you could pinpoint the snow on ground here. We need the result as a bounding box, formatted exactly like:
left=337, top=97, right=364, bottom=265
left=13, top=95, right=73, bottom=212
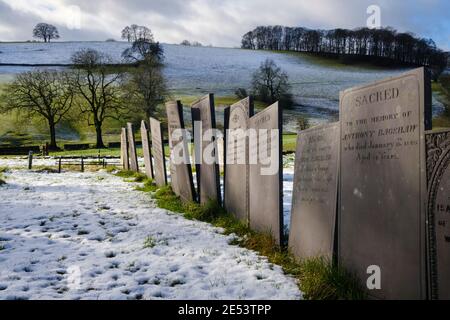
left=0, top=157, right=144, bottom=169
left=0, top=156, right=59, bottom=168
left=283, top=168, right=294, bottom=231
left=0, top=169, right=301, bottom=300
left=1, top=155, right=298, bottom=232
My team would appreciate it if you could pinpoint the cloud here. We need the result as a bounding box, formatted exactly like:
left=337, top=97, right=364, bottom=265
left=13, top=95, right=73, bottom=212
left=0, top=0, right=448, bottom=50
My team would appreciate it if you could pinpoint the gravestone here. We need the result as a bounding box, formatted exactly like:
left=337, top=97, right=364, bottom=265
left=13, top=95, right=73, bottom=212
left=289, top=123, right=340, bottom=261
left=339, top=68, right=431, bottom=300
left=140, top=120, right=154, bottom=179
left=120, top=127, right=129, bottom=170
left=426, top=129, right=450, bottom=300
left=150, top=117, right=168, bottom=187
left=191, top=94, right=221, bottom=205
left=224, top=97, right=254, bottom=222
left=248, top=102, right=283, bottom=245
left=166, top=101, right=196, bottom=203
left=127, top=123, right=139, bottom=172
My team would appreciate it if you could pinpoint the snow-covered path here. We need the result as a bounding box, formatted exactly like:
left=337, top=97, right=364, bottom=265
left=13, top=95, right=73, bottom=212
left=0, top=170, right=301, bottom=300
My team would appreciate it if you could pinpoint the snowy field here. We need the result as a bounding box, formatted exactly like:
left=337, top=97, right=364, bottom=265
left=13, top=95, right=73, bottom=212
left=0, top=155, right=297, bottom=230
left=0, top=169, right=301, bottom=300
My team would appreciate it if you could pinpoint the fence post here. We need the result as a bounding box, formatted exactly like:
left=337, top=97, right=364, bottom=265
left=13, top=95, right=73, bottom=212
left=103, top=158, right=106, bottom=168
left=58, top=157, right=62, bottom=173
left=81, top=157, right=84, bottom=172
left=28, top=151, right=33, bottom=170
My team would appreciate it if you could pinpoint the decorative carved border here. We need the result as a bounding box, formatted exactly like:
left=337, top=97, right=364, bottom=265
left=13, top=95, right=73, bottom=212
left=426, top=130, right=450, bottom=300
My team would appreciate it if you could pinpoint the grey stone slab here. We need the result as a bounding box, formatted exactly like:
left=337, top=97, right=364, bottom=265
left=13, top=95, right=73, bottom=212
left=127, top=122, right=139, bottom=172
left=150, top=117, right=168, bottom=187
left=289, top=122, right=340, bottom=261
left=120, top=127, right=129, bottom=170
left=339, top=68, right=430, bottom=300
left=166, top=101, right=196, bottom=203
left=224, top=97, right=254, bottom=222
left=141, top=120, right=154, bottom=179
left=426, top=129, right=450, bottom=300
left=248, top=102, right=283, bottom=245
left=191, top=94, right=221, bottom=205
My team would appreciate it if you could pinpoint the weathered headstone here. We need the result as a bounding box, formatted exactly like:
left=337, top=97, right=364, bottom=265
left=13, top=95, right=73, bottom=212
left=289, top=123, right=340, bottom=261
left=224, top=97, right=254, bottom=222
left=120, top=127, right=129, bottom=170
left=191, top=94, right=221, bottom=205
left=140, top=120, right=154, bottom=179
left=166, top=101, right=196, bottom=203
left=248, top=102, right=283, bottom=245
left=150, top=117, right=168, bottom=187
left=426, top=129, right=450, bottom=300
left=339, top=68, right=431, bottom=300
left=127, top=123, right=139, bottom=172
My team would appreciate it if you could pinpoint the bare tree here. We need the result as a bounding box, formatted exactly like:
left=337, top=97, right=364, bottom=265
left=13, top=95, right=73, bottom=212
left=68, top=49, right=126, bottom=148
left=122, top=39, right=164, bottom=63
left=252, top=59, right=293, bottom=108
left=122, top=56, right=168, bottom=119
left=33, top=23, right=60, bottom=42
left=0, top=70, right=73, bottom=149
left=241, top=25, right=448, bottom=78
left=121, top=25, right=154, bottom=42
left=121, top=26, right=132, bottom=42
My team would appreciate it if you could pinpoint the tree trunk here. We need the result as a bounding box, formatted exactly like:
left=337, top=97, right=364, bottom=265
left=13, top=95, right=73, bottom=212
left=48, top=119, right=58, bottom=150
left=95, top=123, right=105, bottom=149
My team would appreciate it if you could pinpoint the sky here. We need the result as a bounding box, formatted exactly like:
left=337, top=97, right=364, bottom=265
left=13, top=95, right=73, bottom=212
left=0, top=0, right=448, bottom=50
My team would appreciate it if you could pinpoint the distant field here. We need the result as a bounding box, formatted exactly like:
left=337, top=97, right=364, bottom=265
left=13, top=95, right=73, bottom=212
left=0, top=89, right=272, bottom=149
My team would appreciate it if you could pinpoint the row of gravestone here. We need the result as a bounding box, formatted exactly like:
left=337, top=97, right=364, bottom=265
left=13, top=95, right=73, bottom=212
left=121, top=119, right=168, bottom=187
left=290, top=67, right=450, bottom=300
left=120, top=67, right=450, bottom=300
left=121, top=95, right=283, bottom=245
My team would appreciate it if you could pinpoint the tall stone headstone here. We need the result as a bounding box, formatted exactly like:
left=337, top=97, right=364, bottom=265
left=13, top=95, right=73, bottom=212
left=248, top=102, right=283, bottom=245
left=120, top=127, right=129, bottom=170
left=191, top=94, right=221, bottom=205
left=426, top=129, right=450, bottom=300
left=166, top=101, right=196, bottom=203
left=224, top=97, right=254, bottom=222
left=150, top=117, right=168, bottom=187
left=127, top=122, right=139, bottom=172
left=141, top=120, right=154, bottom=179
left=289, top=123, right=340, bottom=261
left=339, top=68, right=431, bottom=300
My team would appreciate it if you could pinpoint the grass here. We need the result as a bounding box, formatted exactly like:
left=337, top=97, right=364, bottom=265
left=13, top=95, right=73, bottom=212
left=432, top=75, right=450, bottom=129
left=33, top=166, right=59, bottom=173
left=45, top=134, right=296, bottom=159
left=0, top=167, right=8, bottom=185
left=283, top=134, right=297, bottom=153
left=116, top=171, right=366, bottom=300
left=143, top=236, right=157, bottom=249
left=0, top=166, right=9, bottom=173
left=50, top=148, right=124, bottom=158
left=271, top=50, right=396, bottom=70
